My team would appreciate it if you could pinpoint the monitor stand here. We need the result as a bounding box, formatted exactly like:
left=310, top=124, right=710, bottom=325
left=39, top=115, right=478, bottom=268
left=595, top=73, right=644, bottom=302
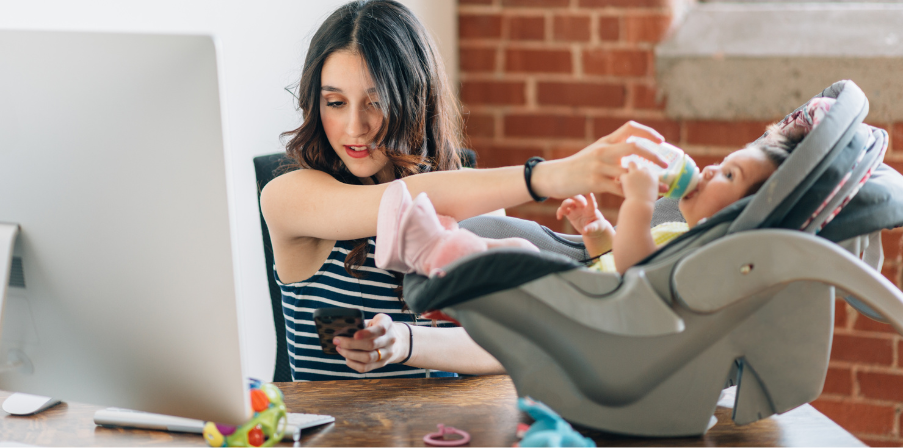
left=0, top=223, right=61, bottom=416
left=0, top=222, right=17, bottom=310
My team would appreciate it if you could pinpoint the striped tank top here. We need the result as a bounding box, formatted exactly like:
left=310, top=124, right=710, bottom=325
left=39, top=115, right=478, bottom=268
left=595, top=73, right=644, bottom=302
left=278, top=238, right=457, bottom=381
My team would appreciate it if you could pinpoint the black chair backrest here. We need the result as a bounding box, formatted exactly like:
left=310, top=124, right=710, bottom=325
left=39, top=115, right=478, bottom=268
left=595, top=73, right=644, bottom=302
left=253, top=153, right=294, bottom=382
left=254, top=149, right=477, bottom=382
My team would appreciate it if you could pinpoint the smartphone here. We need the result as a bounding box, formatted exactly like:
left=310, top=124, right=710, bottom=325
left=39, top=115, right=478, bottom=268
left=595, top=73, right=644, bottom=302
left=313, top=307, right=366, bottom=355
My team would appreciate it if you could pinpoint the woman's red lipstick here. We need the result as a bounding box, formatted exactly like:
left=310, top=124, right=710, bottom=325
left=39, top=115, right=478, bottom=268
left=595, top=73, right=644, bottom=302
left=345, top=145, right=370, bottom=159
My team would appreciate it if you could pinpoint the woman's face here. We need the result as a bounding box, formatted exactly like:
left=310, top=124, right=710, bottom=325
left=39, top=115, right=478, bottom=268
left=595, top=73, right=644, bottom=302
left=679, top=147, right=776, bottom=227
left=319, top=50, right=393, bottom=184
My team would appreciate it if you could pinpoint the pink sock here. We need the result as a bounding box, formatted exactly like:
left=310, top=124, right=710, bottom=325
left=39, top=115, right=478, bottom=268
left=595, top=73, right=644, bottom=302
left=437, top=215, right=459, bottom=231
left=399, top=193, right=492, bottom=277
left=375, top=180, right=414, bottom=273
left=425, top=229, right=489, bottom=277
left=377, top=182, right=495, bottom=276
left=399, top=192, right=456, bottom=275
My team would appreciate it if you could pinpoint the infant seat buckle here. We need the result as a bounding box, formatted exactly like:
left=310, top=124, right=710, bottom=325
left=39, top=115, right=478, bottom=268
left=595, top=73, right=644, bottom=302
left=420, top=310, right=460, bottom=326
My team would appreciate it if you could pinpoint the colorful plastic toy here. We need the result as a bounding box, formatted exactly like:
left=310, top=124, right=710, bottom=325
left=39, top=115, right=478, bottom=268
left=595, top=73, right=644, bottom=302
left=514, top=397, right=595, bottom=447
left=203, top=379, right=287, bottom=447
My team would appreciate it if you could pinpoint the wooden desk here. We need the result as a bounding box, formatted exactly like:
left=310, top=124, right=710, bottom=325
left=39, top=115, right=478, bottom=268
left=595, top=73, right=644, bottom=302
left=0, top=375, right=864, bottom=447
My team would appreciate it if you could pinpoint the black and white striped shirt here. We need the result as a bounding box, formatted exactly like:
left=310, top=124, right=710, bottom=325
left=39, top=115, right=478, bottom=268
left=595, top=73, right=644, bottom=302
left=277, top=238, right=457, bottom=381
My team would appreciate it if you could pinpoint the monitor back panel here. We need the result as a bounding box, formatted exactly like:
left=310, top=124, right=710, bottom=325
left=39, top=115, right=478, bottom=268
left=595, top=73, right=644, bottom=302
left=0, top=30, right=248, bottom=425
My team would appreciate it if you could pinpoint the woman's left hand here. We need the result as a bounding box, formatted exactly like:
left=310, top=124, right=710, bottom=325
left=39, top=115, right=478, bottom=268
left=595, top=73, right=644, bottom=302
left=531, top=121, right=669, bottom=199
left=333, top=313, right=409, bottom=373
left=596, top=120, right=664, bottom=146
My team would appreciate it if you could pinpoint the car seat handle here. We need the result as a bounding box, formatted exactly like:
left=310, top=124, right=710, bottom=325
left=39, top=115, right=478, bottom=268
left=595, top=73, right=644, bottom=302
left=672, top=229, right=903, bottom=335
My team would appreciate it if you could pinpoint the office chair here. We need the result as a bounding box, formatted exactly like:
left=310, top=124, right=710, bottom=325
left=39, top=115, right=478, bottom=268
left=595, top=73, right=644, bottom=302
left=253, top=149, right=478, bottom=382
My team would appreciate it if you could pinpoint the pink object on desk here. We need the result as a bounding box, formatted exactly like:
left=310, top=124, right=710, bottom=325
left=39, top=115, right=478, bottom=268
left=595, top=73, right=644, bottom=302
left=424, top=424, right=471, bottom=446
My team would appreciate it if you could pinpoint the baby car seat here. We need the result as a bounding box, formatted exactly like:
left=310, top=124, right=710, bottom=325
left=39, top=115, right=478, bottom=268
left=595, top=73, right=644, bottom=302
left=403, top=80, right=903, bottom=436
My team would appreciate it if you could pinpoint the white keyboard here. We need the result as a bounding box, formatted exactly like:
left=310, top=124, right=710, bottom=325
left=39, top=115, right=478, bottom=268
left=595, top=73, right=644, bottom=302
left=94, top=407, right=335, bottom=441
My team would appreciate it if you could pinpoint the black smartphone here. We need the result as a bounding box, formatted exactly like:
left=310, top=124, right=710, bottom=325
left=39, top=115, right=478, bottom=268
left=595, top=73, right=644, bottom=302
left=313, top=307, right=366, bottom=355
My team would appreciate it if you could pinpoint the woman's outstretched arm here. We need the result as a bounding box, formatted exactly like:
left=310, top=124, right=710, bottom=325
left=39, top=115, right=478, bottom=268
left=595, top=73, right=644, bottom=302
left=261, top=121, right=667, bottom=243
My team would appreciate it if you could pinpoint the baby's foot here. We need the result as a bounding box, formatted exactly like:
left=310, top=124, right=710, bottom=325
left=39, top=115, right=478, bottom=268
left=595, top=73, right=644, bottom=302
left=379, top=186, right=489, bottom=277
left=375, top=180, right=414, bottom=272
left=426, top=229, right=489, bottom=277
left=486, top=237, right=540, bottom=252
left=428, top=235, right=539, bottom=278
left=437, top=214, right=459, bottom=231
left=398, top=192, right=454, bottom=276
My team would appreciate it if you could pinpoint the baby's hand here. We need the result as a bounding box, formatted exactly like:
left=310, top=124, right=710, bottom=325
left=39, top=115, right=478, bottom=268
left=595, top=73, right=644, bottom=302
left=556, top=193, right=612, bottom=237
left=620, top=162, right=659, bottom=203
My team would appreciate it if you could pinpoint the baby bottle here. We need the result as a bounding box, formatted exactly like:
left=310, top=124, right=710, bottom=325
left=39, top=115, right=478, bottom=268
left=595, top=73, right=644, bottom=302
left=623, top=136, right=700, bottom=199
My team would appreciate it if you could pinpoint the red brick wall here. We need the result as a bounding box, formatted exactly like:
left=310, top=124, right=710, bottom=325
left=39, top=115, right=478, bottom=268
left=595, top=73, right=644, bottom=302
left=457, top=0, right=903, bottom=445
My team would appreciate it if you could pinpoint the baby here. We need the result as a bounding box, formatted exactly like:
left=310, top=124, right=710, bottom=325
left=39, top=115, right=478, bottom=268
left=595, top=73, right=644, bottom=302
left=561, top=126, right=800, bottom=273
left=565, top=97, right=831, bottom=273
left=376, top=98, right=828, bottom=277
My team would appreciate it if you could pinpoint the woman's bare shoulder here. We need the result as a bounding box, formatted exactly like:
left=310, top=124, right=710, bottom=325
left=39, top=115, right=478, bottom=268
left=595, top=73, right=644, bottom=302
left=260, top=169, right=330, bottom=237
left=261, top=169, right=333, bottom=215
left=263, top=168, right=332, bottom=195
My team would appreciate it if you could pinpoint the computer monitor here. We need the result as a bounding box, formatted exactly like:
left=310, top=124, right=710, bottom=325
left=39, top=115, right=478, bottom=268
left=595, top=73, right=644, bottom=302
left=0, top=30, right=249, bottom=425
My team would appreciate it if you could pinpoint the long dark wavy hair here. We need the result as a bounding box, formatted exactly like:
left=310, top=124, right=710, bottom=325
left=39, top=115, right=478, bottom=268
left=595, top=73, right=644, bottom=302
left=281, top=0, right=464, bottom=292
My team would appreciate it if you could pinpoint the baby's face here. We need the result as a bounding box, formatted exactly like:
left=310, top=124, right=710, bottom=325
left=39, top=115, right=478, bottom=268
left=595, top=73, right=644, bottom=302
left=679, top=147, right=776, bottom=227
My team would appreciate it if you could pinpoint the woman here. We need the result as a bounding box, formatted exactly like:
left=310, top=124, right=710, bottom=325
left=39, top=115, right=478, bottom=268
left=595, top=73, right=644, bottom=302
left=261, top=0, right=666, bottom=381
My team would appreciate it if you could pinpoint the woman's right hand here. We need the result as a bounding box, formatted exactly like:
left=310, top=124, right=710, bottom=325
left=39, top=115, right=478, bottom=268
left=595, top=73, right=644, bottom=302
left=334, top=313, right=407, bottom=373
left=531, top=121, right=669, bottom=198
